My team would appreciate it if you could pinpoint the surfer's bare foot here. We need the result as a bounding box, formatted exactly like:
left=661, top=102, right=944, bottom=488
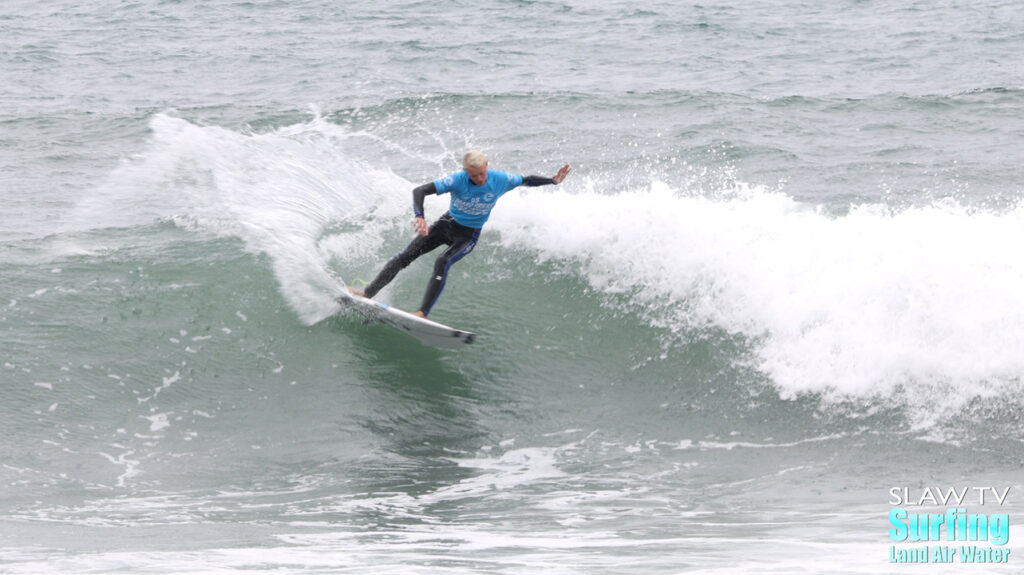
left=413, top=310, right=426, bottom=318
left=347, top=286, right=365, bottom=297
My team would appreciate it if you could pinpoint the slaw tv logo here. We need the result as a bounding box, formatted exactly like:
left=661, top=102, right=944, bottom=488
left=888, top=486, right=1010, bottom=564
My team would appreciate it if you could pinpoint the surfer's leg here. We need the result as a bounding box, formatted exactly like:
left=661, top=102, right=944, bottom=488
left=417, top=227, right=481, bottom=316
left=363, top=223, right=448, bottom=299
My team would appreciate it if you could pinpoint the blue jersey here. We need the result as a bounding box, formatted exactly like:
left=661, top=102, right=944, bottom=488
left=433, top=170, right=524, bottom=228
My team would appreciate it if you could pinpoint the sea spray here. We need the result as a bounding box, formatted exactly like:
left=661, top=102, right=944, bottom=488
left=75, top=114, right=414, bottom=324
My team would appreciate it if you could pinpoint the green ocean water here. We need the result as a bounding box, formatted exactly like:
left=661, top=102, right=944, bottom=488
left=3, top=1, right=1024, bottom=573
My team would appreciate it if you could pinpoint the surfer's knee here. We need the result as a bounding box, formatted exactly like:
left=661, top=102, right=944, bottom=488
left=432, top=256, right=450, bottom=275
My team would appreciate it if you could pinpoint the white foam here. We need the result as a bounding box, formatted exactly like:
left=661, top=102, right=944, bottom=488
left=76, top=113, right=410, bottom=325
left=491, top=181, right=1024, bottom=416
left=143, top=412, right=172, bottom=432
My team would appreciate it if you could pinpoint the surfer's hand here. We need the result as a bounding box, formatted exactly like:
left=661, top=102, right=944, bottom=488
left=552, top=164, right=571, bottom=184
left=414, top=216, right=428, bottom=236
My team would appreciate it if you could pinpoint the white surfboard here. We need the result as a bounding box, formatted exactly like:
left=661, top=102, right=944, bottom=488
left=335, top=291, right=476, bottom=349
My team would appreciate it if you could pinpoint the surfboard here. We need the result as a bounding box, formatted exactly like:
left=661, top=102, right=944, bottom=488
left=335, top=291, right=476, bottom=349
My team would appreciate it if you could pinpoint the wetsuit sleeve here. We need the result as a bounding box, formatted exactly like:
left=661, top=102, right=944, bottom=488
left=412, top=182, right=437, bottom=218
left=522, top=175, right=557, bottom=186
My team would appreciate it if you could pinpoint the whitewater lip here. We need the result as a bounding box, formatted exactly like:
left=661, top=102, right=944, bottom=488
left=488, top=183, right=1024, bottom=417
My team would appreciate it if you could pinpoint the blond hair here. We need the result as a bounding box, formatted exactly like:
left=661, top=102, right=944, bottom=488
left=463, top=150, right=487, bottom=169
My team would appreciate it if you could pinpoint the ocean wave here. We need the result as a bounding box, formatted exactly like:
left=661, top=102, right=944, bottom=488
left=70, top=113, right=1024, bottom=424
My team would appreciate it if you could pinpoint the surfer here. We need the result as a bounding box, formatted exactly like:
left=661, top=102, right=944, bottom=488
left=349, top=150, right=571, bottom=317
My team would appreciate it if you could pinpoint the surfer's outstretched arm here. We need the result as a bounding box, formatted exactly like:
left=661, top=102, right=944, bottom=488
left=522, top=164, right=572, bottom=187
